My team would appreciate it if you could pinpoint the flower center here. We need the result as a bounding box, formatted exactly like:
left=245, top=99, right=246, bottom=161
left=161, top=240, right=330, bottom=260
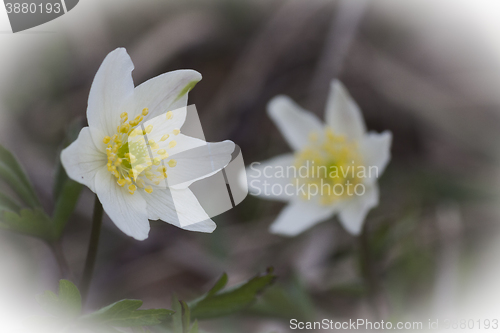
left=103, top=109, right=180, bottom=195
left=294, top=128, right=364, bottom=205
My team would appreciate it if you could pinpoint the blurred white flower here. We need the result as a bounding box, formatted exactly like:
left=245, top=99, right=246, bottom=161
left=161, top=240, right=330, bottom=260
left=61, top=48, right=234, bottom=240
left=248, top=80, right=391, bottom=236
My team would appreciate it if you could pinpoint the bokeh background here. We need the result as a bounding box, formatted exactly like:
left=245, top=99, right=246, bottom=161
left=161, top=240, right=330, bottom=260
left=1, top=0, right=500, bottom=332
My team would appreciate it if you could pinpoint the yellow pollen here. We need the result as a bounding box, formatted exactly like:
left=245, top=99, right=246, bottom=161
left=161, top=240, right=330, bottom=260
left=168, top=159, right=177, bottom=167
left=104, top=110, right=177, bottom=192
left=120, top=124, right=130, bottom=133
left=173, top=129, right=180, bottom=135
left=293, top=127, right=363, bottom=206
left=166, top=111, right=173, bottom=119
left=169, top=141, right=177, bottom=148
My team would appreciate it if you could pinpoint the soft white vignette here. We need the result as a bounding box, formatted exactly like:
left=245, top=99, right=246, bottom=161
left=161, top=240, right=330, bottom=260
left=0, top=0, right=498, bottom=331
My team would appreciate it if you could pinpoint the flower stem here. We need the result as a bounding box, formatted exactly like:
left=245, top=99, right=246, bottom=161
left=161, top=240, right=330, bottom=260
left=80, top=195, right=104, bottom=304
left=358, top=223, right=387, bottom=319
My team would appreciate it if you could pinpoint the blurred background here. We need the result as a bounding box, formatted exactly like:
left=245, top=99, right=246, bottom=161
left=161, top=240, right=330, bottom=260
left=1, top=0, right=500, bottom=331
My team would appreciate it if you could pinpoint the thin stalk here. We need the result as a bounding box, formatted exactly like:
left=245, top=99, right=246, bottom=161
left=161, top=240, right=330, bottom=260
left=358, top=222, right=387, bottom=319
left=80, top=195, right=104, bottom=303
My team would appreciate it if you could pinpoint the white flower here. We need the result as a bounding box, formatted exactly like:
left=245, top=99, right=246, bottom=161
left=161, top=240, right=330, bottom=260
left=61, top=48, right=235, bottom=240
left=247, top=80, right=391, bottom=236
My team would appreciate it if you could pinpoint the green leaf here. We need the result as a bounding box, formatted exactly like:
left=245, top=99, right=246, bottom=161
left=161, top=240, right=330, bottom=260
left=58, top=279, right=82, bottom=317
left=0, top=191, right=22, bottom=212
left=206, top=273, right=228, bottom=297
left=0, top=144, right=40, bottom=208
left=171, top=295, right=183, bottom=333
left=189, top=268, right=276, bottom=320
left=248, top=276, right=316, bottom=321
left=180, top=301, right=190, bottom=333
left=0, top=208, right=53, bottom=240
left=37, top=280, right=82, bottom=319
left=82, top=299, right=173, bottom=328
left=188, top=320, right=199, bottom=333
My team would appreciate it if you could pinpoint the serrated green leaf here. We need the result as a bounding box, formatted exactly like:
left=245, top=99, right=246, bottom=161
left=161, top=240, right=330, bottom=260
left=82, top=299, right=173, bottom=328
left=37, top=280, right=81, bottom=319
left=189, top=269, right=276, bottom=320
left=58, top=280, right=82, bottom=317
left=0, top=208, right=53, bottom=240
left=0, top=144, right=40, bottom=208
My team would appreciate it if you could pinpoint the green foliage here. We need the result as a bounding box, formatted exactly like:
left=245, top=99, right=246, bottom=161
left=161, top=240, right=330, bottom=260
left=81, top=299, right=173, bottom=328
left=36, top=280, right=173, bottom=332
left=37, top=279, right=82, bottom=319
left=248, top=276, right=315, bottom=321
left=0, top=144, right=41, bottom=208
left=189, top=269, right=276, bottom=320
left=0, top=208, right=54, bottom=240
left=0, top=141, right=82, bottom=241
left=159, top=270, right=275, bottom=333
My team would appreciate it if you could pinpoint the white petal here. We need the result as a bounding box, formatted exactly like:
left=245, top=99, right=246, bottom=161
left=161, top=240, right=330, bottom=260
left=87, top=48, right=135, bottom=136
left=267, top=96, right=324, bottom=151
left=146, top=117, right=192, bottom=153
left=246, top=154, right=297, bottom=202
left=325, top=80, right=366, bottom=141
left=95, top=168, right=150, bottom=240
left=269, top=200, right=336, bottom=236
left=128, top=70, right=202, bottom=120
left=164, top=139, right=235, bottom=189
left=338, top=183, right=379, bottom=235
left=60, top=127, right=107, bottom=192
left=144, top=188, right=216, bottom=233
left=361, top=131, right=392, bottom=183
